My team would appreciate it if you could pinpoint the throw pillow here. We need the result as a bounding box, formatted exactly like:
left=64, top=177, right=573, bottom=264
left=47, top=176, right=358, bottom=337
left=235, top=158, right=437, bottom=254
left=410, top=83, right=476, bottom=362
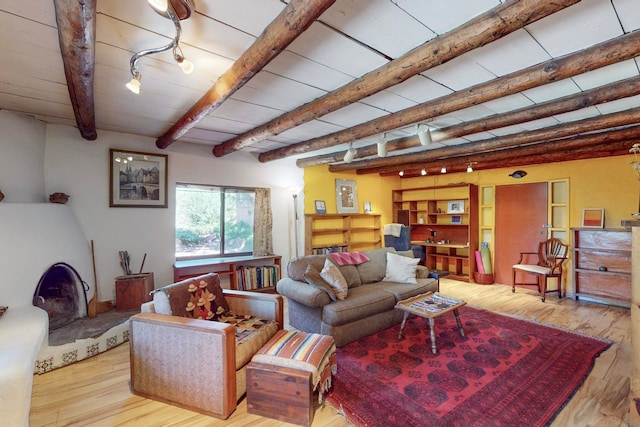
left=0, top=306, right=7, bottom=318
left=320, top=258, right=349, bottom=300
left=329, top=251, right=370, bottom=266
left=382, top=251, right=419, bottom=284
left=303, top=264, right=337, bottom=302
left=185, top=278, right=228, bottom=321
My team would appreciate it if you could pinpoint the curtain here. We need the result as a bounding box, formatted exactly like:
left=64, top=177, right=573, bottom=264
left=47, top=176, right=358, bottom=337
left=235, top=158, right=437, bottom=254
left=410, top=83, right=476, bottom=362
left=253, top=187, right=273, bottom=256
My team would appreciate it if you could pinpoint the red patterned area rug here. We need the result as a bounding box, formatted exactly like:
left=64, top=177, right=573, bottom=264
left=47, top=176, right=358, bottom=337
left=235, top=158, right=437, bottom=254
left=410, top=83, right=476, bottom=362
left=326, top=306, right=610, bottom=427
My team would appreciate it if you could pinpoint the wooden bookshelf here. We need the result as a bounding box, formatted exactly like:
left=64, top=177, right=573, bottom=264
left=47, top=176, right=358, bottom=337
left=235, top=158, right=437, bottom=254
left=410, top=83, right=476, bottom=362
left=304, top=214, right=381, bottom=255
left=392, top=184, right=478, bottom=282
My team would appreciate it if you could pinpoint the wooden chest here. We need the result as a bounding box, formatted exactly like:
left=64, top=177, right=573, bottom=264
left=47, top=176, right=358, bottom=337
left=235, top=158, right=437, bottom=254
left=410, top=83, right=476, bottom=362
left=115, top=273, right=154, bottom=312
left=247, top=362, right=317, bottom=427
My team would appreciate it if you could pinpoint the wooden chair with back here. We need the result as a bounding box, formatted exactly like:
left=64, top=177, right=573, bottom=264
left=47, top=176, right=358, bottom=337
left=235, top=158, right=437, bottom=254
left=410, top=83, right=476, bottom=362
left=512, top=237, right=569, bottom=302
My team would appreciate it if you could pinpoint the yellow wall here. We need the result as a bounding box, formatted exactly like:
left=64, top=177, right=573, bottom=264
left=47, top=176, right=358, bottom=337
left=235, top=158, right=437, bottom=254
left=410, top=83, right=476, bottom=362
left=304, top=155, right=638, bottom=230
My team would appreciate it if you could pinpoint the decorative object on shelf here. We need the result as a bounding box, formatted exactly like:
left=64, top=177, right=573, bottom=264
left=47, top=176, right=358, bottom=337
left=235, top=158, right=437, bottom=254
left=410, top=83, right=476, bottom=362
left=581, top=208, right=604, bottom=228
left=49, top=192, right=69, bottom=204
left=0, top=190, right=4, bottom=202
left=450, top=215, right=462, bottom=224
left=315, top=200, right=326, bottom=214
left=447, top=200, right=465, bottom=214
left=125, top=0, right=196, bottom=94
left=110, top=149, right=168, bottom=208
left=418, top=215, right=424, bottom=224
left=363, top=201, right=372, bottom=213
left=509, top=170, right=527, bottom=178
left=335, top=179, right=358, bottom=213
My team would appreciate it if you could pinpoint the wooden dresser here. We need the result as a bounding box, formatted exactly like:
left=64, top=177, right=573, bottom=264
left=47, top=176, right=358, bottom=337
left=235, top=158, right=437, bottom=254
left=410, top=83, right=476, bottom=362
left=572, top=228, right=631, bottom=308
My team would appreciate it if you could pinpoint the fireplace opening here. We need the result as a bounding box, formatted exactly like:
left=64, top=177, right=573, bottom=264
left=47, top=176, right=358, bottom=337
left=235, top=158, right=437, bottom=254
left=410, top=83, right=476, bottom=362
left=33, top=263, right=89, bottom=331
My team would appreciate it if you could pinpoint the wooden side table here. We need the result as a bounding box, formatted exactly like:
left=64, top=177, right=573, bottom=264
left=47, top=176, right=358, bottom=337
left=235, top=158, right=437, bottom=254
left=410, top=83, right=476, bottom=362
left=115, top=273, right=154, bottom=312
left=395, top=292, right=466, bottom=354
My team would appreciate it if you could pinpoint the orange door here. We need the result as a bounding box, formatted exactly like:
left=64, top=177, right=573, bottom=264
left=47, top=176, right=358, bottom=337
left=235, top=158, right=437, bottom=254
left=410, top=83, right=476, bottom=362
left=494, top=182, right=548, bottom=285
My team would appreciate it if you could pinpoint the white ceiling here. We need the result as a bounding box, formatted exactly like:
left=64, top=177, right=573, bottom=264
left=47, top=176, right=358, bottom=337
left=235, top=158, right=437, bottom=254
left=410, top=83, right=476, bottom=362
left=1, top=0, right=640, bottom=166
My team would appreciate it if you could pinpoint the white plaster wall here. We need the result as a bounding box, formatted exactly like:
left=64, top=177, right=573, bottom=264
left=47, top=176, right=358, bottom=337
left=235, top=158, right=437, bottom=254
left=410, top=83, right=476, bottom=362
left=0, top=110, right=46, bottom=202
left=42, top=122, right=302, bottom=299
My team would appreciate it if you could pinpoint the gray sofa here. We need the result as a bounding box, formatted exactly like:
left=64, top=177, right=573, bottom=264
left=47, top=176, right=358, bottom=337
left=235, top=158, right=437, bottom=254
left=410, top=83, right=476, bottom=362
left=276, top=247, right=438, bottom=347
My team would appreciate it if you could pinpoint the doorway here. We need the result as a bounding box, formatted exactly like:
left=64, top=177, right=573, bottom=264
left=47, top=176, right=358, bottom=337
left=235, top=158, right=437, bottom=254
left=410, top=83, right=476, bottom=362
left=494, top=182, right=548, bottom=285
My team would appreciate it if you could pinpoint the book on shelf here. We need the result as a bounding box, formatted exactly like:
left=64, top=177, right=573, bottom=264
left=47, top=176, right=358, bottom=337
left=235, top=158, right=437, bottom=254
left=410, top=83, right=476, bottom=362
left=409, top=292, right=463, bottom=314
left=311, top=245, right=348, bottom=255
left=236, top=265, right=279, bottom=290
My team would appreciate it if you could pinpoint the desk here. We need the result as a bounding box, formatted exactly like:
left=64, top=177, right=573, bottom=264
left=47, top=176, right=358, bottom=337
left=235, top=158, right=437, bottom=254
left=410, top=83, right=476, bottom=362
left=173, top=255, right=281, bottom=292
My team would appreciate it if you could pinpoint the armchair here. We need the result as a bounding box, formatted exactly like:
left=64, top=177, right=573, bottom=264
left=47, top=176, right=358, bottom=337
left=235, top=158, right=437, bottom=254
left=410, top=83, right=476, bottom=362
left=129, top=273, right=283, bottom=419
left=512, top=238, right=568, bottom=302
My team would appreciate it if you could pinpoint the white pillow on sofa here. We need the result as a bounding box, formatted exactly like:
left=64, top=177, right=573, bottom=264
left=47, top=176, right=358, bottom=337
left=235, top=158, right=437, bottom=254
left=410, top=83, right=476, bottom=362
left=320, top=258, right=349, bottom=300
left=382, top=251, right=419, bottom=284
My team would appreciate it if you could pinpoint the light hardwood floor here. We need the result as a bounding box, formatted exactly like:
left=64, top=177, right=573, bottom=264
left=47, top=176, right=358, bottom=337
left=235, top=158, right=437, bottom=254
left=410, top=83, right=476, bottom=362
left=30, top=279, right=631, bottom=426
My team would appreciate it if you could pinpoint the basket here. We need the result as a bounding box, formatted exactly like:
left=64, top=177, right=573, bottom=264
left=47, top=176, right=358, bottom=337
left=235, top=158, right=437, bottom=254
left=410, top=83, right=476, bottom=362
left=473, top=272, right=494, bottom=285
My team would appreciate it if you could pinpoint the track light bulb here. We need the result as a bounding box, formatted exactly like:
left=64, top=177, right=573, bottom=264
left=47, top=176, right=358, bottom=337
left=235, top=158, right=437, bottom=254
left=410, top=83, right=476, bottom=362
left=399, top=170, right=404, bottom=177
left=125, top=75, right=141, bottom=94
left=176, top=55, right=195, bottom=74
left=441, top=166, right=447, bottom=174
left=377, top=134, right=388, bottom=157
left=417, top=124, right=433, bottom=146
left=421, top=168, right=427, bottom=176
left=147, top=0, right=168, bottom=13
left=344, top=146, right=356, bottom=163
left=467, top=164, right=473, bottom=173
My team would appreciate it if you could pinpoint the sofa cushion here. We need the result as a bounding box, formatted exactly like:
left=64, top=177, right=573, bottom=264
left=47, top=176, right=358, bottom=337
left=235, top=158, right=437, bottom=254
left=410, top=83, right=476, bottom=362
left=382, top=251, right=419, bottom=284
left=337, top=264, right=362, bottom=288
left=366, top=278, right=438, bottom=302
left=217, top=314, right=279, bottom=369
left=288, top=255, right=327, bottom=282
left=357, top=247, right=395, bottom=284
left=303, top=265, right=337, bottom=302
left=186, top=278, right=228, bottom=321
left=321, top=286, right=396, bottom=327
left=320, top=258, right=349, bottom=300
left=152, top=273, right=229, bottom=318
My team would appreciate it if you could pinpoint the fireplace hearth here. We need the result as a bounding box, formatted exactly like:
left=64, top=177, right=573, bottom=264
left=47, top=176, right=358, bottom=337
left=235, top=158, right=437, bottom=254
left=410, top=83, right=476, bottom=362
left=33, top=263, right=88, bottom=331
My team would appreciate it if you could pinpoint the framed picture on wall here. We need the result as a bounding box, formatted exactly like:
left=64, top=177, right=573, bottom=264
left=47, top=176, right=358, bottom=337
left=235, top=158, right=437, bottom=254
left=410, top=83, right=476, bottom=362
left=109, top=149, right=168, bottom=208
left=336, top=179, right=358, bottom=213
left=315, top=200, right=326, bottom=214
left=447, top=200, right=465, bottom=214
left=582, top=208, right=604, bottom=228
left=451, top=215, right=462, bottom=224
left=363, top=201, right=372, bottom=213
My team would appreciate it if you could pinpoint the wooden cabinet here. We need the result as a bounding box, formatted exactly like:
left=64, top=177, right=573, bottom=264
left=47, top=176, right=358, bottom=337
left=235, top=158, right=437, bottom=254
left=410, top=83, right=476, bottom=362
left=115, top=273, right=154, bottom=312
left=304, top=214, right=381, bottom=255
left=173, top=255, right=282, bottom=292
left=392, top=184, right=478, bottom=282
left=572, top=228, right=631, bottom=307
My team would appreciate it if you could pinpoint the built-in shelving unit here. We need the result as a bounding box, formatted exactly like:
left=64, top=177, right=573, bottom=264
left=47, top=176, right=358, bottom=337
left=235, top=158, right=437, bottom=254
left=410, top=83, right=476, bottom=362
left=392, top=184, right=478, bottom=282
left=304, top=214, right=381, bottom=255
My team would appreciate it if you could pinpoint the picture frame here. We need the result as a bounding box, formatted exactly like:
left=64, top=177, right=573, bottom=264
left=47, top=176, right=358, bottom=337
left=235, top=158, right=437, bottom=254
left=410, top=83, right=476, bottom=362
left=451, top=215, right=462, bottom=225
left=447, top=200, right=465, bottom=214
left=582, top=208, right=604, bottom=228
left=315, top=200, right=327, bottom=214
left=363, top=201, right=372, bottom=213
left=335, top=179, right=358, bottom=214
left=109, top=148, right=168, bottom=208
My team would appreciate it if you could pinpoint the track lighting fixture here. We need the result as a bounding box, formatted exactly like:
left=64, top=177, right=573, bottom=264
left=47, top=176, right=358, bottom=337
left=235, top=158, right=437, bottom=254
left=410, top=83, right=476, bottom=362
left=441, top=166, right=447, bottom=174
left=399, top=170, right=404, bottom=177
left=421, top=168, right=427, bottom=176
left=417, top=124, right=433, bottom=146
left=467, top=162, right=477, bottom=173
left=126, top=0, right=196, bottom=94
left=377, top=134, right=388, bottom=157
left=343, top=143, right=356, bottom=163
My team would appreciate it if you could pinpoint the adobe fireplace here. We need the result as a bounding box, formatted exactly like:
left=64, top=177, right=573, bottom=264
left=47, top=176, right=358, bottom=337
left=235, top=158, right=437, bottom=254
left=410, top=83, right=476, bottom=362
left=33, top=263, right=89, bottom=331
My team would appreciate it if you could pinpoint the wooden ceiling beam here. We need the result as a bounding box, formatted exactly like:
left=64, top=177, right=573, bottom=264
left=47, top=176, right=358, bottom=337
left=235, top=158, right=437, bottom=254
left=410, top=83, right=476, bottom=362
left=261, top=30, right=640, bottom=163
left=370, top=126, right=640, bottom=175
left=295, top=75, right=640, bottom=168
left=53, top=0, right=97, bottom=141
left=155, top=0, right=337, bottom=149
left=329, top=107, right=640, bottom=173
left=214, top=0, right=579, bottom=157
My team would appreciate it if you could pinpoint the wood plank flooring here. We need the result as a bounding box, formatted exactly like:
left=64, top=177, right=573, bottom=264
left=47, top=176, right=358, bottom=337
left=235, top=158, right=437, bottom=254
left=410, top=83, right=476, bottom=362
left=30, top=279, right=631, bottom=426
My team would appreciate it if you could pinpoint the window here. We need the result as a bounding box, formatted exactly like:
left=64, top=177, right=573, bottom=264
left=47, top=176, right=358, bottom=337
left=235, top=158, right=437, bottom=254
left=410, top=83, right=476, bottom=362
left=175, top=183, right=255, bottom=259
